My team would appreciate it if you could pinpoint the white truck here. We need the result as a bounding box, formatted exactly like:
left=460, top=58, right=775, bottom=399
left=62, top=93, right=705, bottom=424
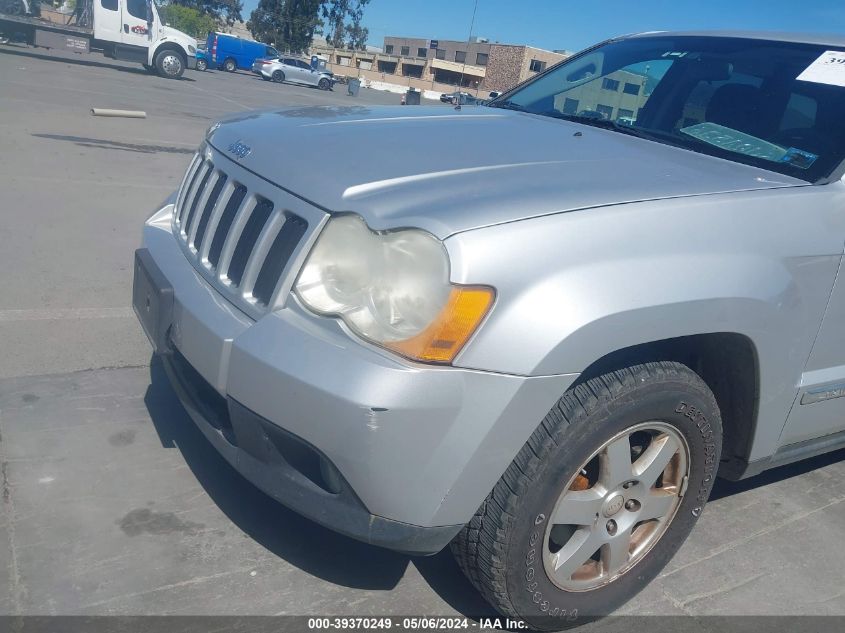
left=0, top=0, right=197, bottom=78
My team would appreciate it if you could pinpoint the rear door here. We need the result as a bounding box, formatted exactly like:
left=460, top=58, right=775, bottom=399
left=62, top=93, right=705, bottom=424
left=93, top=0, right=122, bottom=42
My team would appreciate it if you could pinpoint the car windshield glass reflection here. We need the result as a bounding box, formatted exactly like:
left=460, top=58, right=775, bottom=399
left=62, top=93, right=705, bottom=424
left=492, top=36, right=845, bottom=182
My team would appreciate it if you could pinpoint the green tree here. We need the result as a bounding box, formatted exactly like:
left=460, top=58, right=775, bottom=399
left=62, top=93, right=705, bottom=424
left=345, top=1, right=368, bottom=50
left=159, top=4, right=219, bottom=39
left=167, top=0, right=243, bottom=26
left=248, top=0, right=322, bottom=52
left=321, top=0, right=369, bottom=49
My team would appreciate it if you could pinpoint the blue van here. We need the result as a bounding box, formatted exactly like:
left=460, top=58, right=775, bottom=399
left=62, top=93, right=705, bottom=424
left=207, top=32, right=279, bottom=72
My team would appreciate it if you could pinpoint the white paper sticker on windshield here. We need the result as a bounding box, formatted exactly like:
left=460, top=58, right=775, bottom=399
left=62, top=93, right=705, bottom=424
left=797, top=50, right=845, bottom=87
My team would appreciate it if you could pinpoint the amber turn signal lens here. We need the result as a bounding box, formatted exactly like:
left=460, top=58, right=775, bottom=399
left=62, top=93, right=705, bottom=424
left=386, top=286, right=495, bottom=364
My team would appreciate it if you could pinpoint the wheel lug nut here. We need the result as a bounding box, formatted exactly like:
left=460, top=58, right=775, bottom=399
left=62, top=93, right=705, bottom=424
left=625, top=499, right=641, bottom=512
left=606, top=519, right=617, bottom=535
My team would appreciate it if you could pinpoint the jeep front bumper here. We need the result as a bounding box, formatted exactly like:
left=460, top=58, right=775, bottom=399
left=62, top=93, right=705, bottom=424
left=133, top=203, right=576, bottom=554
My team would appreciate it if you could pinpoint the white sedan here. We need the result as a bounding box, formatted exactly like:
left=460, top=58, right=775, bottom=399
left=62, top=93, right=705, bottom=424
left=261, top=57, right=334, bottom=90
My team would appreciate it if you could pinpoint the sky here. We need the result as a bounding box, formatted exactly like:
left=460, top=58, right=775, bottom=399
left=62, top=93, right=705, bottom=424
left=240, top=0, right=844, bottom=53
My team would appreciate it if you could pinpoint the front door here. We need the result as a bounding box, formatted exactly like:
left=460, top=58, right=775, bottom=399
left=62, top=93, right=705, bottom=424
left=120, top=0, right=152, bottom=50
left=296, top=59, right=319, bottom=85
left=782, top=250, right=845, bottom=446
left=282, top=58, right=305, bottom=83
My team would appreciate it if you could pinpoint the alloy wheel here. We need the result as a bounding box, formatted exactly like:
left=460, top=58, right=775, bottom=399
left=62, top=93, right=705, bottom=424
left=543, top=421, right=689, bottom=591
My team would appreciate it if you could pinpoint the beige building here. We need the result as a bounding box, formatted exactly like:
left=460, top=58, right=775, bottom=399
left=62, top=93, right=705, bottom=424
left=311, top=36, right=568, bottom=97
left=553, top=69, right=651, bottom=122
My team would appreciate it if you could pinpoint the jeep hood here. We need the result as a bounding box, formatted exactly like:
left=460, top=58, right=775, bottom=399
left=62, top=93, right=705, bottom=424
left=207, top=105, right=806, bottom=238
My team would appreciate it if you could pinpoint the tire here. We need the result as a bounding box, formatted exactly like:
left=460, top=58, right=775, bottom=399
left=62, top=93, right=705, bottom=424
left=451, top=361, right=722, bottom=630
left=271, top=70, right=285, bottom=83
left=154, top=48, right=185, bottom=79
left=223, top=58, right=236, bottom=72
left=318, top=77, right=330, bottom=90
left=195, top=58, right=207, bottom=72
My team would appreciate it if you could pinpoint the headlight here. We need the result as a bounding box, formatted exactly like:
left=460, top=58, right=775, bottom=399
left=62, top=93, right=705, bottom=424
left=188, top=45, right=196, bottom=54
left=295, top=215, right=494, bottom=364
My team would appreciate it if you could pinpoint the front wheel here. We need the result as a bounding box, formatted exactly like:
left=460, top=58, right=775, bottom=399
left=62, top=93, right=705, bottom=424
left=154, top=49, right=185, bottom=79
left=451, top=361, right=722, bottom=629
left=271, top=70, right=285, bottom=83
left=195, top=58, right=207, bottom=72
left=318, top=77, right=331, bottom=90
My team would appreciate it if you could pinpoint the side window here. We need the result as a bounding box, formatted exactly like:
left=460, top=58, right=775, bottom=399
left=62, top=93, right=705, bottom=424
left=283, top=58, right=297, bottom=67
left=298, top=60, right=311, bottom=70
left=126, top=0, right=148, bottom=20
left=267, top=48, right=279, bottom=57
left=529, top=59, right=547, bottom=73
left=101, top=0, right=118, bottom=10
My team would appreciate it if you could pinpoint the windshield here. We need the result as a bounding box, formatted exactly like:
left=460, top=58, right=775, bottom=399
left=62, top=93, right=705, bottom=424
left=494, top=36, right=845, bottom=183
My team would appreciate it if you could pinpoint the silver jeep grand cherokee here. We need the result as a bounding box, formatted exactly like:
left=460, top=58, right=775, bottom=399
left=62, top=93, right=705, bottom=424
left=133, top=31, right=845, bottom=627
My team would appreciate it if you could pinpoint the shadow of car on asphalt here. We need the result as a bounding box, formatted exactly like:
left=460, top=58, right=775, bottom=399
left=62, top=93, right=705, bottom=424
left=143, top=356, right=845, bottom=618
left=142, top=356, right=495, bottom=617
left=0, top=46, right=196, bottom=80
left=710, top=446, right=845, bottom=501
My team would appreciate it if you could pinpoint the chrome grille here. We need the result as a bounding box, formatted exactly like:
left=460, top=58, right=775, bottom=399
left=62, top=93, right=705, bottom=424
left=172, top=147, right=325, bottom=319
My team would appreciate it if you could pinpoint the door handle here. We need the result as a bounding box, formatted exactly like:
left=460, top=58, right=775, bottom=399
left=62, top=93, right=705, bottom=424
left=123, top=24, right=129, bottom=33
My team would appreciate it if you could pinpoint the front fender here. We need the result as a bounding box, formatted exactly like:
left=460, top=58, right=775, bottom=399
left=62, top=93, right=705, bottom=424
left=447, top=186, right=845, bottom=461
left=148, top=41, right=190, bottom=66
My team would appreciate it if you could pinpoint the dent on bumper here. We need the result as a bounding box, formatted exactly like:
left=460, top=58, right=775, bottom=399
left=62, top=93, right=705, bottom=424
left=140, top=206, right=578, bottom=542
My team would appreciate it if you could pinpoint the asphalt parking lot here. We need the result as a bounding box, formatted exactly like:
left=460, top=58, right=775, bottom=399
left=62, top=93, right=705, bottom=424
left=1, top=44, right=845, bottom=624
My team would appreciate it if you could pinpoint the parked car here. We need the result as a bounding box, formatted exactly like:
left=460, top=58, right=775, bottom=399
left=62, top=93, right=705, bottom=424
left=194, top=49, right=208, bottom=72
left=133, top=31, right=845, bottom=629
left=251, top=56, right=279, bottom=76
left=440, top=91, right=482, bottom=105
left=260, top=56, right=333, bottom=89
left=440, top=90, right=469, bottom=103
left=207, top=32, right=278, bottom=72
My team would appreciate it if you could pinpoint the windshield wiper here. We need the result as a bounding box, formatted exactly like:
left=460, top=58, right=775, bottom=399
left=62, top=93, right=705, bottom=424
left=488, top=100, right=530, bottom=112
left=488, top=104, right=657, bottom=142
left=537, top=111, right=656, bottom=140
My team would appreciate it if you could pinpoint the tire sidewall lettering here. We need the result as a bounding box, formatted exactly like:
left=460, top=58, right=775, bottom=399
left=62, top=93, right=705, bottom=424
left=506, top=376, right=722, bottom=624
